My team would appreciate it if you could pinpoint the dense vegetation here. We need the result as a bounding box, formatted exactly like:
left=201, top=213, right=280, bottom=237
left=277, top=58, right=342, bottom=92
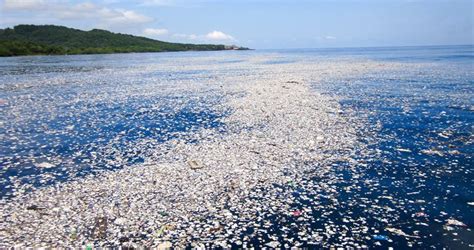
left=0, top=25, right=244, bottom=56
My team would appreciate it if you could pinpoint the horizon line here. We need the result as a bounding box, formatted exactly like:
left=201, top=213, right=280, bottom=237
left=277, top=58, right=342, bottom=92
left=257, top=44, right=473, bottom=51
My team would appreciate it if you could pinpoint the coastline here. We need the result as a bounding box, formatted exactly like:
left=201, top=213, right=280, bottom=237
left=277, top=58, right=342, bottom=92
left=0, top=47, right=251, bottom=58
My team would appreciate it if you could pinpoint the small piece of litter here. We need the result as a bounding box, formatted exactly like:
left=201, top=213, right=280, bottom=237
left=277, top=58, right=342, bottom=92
left=396, top=148, right=412, bottom=153
left=446, top=219, right=467, bottom=227
left=157, top=241, right=172, bottom=249
left=386, top=227, right=419, bottom=238
left=292, top=210, right=303, bottom=217
left=187, top=160, right=203, bottom=170
left=35, top=162, right=55, bottom=168
left=265, top=241, right=280, bottom=248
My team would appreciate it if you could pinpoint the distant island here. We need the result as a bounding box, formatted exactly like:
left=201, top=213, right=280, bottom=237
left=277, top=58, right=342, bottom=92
left=0, top=25, right=249, bottom=57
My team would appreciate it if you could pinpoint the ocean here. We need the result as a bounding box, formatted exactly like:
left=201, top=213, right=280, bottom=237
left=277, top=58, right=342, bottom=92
left=0, top=45, right=472, bottom=248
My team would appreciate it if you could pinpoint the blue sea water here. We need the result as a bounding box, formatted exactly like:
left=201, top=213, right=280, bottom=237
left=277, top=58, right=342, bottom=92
left=0, top=45, right=473, bottom=248
left=266, top=45, right=474, bottom=248
left=0, top=52, right=229, bottom=197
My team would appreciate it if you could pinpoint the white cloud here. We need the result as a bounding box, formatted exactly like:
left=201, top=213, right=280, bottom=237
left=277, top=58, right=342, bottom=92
left=1, top=1, right=154, bottom=27
left=205, top=31, right=234, bottom=41
left=55, top=2, right=98, bottom=19
left=143, top=28, right=169, bottom=36
left=103, top=9, right=153, bottom=24
left=324, top=35, right=336, bottom=40
left=171, top=31, right=235, bottom=43
left=2, top=0, right=46, bottom=10
left=1, top=0, right=236, bottom=43
left=74, top=2, right=96, bottom=11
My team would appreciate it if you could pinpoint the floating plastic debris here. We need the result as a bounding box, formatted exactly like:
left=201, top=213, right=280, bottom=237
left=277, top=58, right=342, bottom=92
left=157, top=241, right=172, bottom=249
left=446, top=219, right=467, bottom=227
left=386, top=227, right=420, bottom=238
left=35, top=162, right=55, bottom=168
left=396, top=148, right=412, bottom=153
left=414, top=212, right=428, bottom=218
left=265, top=241, right=280, bottom=248
left=0, top=48, right=472, bottom=248
left=420, top=149, right=444, bottom=157
left=292, top=210, right=303, bottom=217
left=187, top=159, right=203, bottom=170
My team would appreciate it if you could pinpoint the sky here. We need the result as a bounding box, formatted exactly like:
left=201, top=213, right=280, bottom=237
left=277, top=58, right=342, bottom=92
left=0, top=0, right=473, bottom=49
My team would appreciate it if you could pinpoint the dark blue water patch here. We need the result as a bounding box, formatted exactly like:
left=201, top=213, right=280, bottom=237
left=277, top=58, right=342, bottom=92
left=0, top=54, right=121, bottom=76
left=430, top=54, right=474, bottom=60
left=0, top=64, right=108, bottom=76
left=231, top=146, right=472, bottom=248
left=0, top=51, right=247, bottom=200
left=266, top=45, right=474, bottom=64
left=0, top=94, right=228, bottom=199
left=308, top=60, right=473, bottom=247
left=217, top=59, right=246, bottom=64
left=261, top=59, right=296, bottom=65
left=377, top=54, right=474, bottom=63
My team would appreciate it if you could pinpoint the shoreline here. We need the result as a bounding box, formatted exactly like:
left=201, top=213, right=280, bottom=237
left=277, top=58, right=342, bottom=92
left=0, top=48, right=252, bottom=58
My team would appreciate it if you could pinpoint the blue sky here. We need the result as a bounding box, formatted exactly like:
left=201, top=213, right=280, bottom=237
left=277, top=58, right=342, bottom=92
left=1, top=0, right=473, bottom=49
